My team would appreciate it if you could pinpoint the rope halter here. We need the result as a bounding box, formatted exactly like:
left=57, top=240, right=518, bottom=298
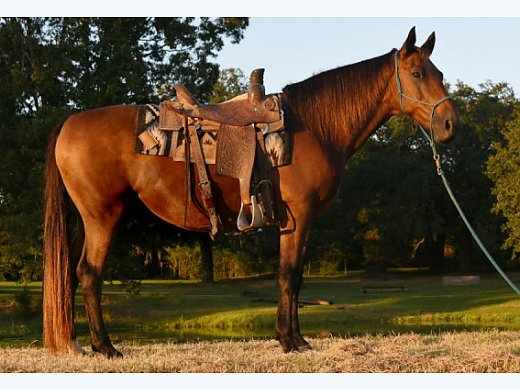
left=394, top=50, right=452, bottom=145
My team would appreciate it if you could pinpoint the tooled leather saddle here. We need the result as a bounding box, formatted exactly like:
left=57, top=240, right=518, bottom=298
left=139, top=69, right=288, bottom=237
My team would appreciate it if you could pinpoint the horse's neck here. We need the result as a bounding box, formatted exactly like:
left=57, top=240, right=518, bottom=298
left=345, top=102, right=392, bottom=160
left=336, top=59, right=395, bottom=158
left=286, top=51, right=395, bottom=160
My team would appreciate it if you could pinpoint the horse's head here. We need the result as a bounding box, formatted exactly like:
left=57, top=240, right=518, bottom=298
left=393, top=27, right=459, bottom=143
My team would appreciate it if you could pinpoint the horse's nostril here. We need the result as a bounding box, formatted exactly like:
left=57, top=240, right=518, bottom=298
left=444, top=119, right=452, bottom=131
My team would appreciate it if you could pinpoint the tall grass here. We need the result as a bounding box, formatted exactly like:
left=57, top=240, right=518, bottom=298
left=2, top=331, right=520, bottom=372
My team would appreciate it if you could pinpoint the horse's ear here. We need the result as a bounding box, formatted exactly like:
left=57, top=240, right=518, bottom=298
left=400, top=26, right=417, bottom=56
left=421, top=32, right=436, bottom=57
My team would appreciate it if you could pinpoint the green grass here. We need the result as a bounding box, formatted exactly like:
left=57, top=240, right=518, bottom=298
left=1, top=272, right=520, bottom=348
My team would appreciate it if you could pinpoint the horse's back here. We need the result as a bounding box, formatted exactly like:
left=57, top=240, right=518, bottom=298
left=59, top=104, right=137, bottom=149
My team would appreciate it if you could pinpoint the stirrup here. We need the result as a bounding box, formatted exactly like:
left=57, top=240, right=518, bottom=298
left=237, top=195, right=264, bottom=232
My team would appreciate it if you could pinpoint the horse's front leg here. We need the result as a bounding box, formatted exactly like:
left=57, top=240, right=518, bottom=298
left=290, top=234, right=312, bottom=351
left=276, top=205, right=312, bottom=353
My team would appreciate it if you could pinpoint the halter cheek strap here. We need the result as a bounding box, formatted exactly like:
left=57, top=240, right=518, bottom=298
left=394, top=51, right=452, bottom=140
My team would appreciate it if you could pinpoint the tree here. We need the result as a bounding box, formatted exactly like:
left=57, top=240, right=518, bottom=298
left=0, top=18, right=71, bottom=281
left=487, top=105, right=520, bottom=259
left=444, top=81, right=515, bottom=272
left=208, top=67, right=248, bottom=103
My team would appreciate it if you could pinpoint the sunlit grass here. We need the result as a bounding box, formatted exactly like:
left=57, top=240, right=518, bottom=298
left=1, top=272, right=520, bottom=348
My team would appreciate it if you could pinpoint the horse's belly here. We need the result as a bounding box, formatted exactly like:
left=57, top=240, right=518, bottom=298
left=131, top=158, right=242, bottom=232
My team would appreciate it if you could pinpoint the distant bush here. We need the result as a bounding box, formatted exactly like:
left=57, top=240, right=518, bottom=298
left=8, top=285, right=41, bottom=319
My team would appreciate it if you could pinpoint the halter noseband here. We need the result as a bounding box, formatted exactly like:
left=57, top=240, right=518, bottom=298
left=394, top=51, right=452, bottom=142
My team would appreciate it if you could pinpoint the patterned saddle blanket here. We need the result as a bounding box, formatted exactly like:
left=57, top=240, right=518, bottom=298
left=134, top=104, right=291, bottom=169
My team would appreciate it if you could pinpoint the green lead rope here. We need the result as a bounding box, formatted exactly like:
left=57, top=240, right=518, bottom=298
left=418, top=125, right=520, bottom=296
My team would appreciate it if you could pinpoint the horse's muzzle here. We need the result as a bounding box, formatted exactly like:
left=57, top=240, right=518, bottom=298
left=434, top=111, right=459, bottom=143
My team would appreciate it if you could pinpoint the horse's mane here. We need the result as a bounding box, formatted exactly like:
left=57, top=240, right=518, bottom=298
left=283, top=49, right=396, bottom=148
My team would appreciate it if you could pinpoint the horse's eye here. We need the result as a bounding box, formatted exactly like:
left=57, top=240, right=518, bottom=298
left=412, top=71, right=423, bottom=79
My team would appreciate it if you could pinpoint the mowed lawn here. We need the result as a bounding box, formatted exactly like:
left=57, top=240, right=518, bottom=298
left=1, top=272, right=520, bottom=349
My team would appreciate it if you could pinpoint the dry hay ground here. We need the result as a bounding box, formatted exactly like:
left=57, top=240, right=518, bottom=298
left=2, top=330, right=520, bottom=373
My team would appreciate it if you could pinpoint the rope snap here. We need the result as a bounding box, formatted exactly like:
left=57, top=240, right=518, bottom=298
left=433, top=154, right=443, bottom=175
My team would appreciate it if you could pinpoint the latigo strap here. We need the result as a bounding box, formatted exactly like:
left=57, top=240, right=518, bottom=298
left=185, top=118, right=220, bottom=237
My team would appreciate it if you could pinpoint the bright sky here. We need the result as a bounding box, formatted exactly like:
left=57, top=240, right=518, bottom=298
left=3, top=1, right=520, bottom=96
left=216, top=17, right=520, bottom=95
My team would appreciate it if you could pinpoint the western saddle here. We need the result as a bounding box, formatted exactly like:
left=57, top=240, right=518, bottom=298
left=160, top=69, right=285, bottom=237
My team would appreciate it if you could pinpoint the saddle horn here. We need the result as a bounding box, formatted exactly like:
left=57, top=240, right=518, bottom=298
left=248, top=68, right=265, bottom=105
left=250, top=68, right=265, bottom=85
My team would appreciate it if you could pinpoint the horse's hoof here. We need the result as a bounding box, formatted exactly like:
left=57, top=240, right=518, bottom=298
left=67, top=340, right=86, bottom=356
left=107, top=348, right=123, bottom=359
left=276, top=335, right=298, bottom=353
left=297, top=340, right=313, bottom=352
left=293, top=335, right=312, bottom=351
left=92, top=343, right=123, bottom=359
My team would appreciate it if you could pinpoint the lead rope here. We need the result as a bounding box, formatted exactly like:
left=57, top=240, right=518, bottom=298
left=418, top=124, right=520, bottom=296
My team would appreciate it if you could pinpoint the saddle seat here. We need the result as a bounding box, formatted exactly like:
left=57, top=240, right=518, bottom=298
left=168, top=68, right=282, bottom=127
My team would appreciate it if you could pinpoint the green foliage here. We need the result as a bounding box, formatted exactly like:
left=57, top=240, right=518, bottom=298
left=307, top=243, right=347, bottom=276
left=162, top=229, right=279, bottom=280
left=214, top=230, right=279, bottom=278
left=164, top=244, right=202, bottom=280
left=8, top=284, right=41, bottom=319
left=208, top=68, right=248, bottom=103
left=487, top=105, right=520, bottom=259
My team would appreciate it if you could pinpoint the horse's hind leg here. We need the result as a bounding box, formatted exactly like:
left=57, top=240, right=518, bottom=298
left=67, top=226, right=87, bottom=355
left=77, top=207, right=125, bottom=358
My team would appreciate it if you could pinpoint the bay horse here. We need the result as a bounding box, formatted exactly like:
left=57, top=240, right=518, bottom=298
left=43, top=27, right=459, bottom=357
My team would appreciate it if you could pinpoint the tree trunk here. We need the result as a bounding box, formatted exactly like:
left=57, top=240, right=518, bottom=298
left=145, top=248, right=162, bottom=278
left=457, top=228, right=473, bottom=274
left=199, top=234, right=214, bottom=283
left=428, top=232, right=446, bottom=274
